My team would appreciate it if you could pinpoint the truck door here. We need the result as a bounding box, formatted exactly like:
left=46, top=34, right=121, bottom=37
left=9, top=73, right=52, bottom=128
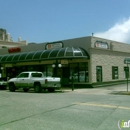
left=17, top=73, right=29, bottom=88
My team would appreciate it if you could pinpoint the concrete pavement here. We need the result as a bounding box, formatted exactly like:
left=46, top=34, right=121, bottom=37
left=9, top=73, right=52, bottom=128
left=60, top=83, right=130, bottom=95
left=0, top=83, right=129, bottom=130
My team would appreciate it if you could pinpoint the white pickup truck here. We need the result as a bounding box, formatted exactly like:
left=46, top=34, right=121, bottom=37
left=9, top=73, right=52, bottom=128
left=8, top=71, right=61, bottom=93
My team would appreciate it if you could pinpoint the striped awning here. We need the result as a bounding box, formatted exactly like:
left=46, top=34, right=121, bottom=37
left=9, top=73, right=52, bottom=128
left=0, top=47, right=89, bottom=63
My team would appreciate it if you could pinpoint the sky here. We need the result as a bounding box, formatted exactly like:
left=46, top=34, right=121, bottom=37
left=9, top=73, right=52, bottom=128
left=0, top=0, right=130, bottom=44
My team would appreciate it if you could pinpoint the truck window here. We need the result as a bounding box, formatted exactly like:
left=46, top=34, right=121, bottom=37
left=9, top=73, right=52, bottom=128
left=31, top=73, right=42, bottom=77
left=18, top=73, right=29, bottom=78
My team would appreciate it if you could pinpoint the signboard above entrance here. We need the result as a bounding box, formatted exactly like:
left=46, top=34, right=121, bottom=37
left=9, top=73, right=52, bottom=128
left=95, top=41, right=109, bottom=49
left=61, top=60, right=68, bottom=64
left=45, top=42, right=63, bottom=50
left=8, top=47, right=21, bottom=53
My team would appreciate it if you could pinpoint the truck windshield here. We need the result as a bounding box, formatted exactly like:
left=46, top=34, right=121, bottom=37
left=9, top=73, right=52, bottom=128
left=31, top=73, right=42, bottom=77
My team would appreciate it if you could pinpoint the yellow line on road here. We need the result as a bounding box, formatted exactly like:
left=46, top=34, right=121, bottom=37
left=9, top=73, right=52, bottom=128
left=74, top=102, right=130, bottom=110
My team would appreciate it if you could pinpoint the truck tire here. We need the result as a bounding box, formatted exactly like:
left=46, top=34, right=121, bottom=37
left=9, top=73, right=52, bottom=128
left=48, top=88, right=55, bottom=92
left=9, top=83, right=15, bottom=92
left=23, top=88, right=29, bottom=92
left=34, top=83, right=41, bottom=93
left=0, top=85, right=6, bottom=90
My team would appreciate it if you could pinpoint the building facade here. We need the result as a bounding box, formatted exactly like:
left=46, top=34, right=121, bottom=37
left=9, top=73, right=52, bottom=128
left=0, top=36, right=129, bottom=87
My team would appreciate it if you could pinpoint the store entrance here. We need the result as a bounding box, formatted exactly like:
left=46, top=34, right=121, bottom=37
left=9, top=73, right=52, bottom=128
left=61, top=67, right=69, bottom=86
left=53, top=66, right=69, bottom=86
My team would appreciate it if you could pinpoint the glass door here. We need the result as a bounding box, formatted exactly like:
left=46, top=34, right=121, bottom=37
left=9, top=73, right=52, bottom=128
left=61, top=67, right=69, bottom=85
left=96, top=66, right=102, bottom=82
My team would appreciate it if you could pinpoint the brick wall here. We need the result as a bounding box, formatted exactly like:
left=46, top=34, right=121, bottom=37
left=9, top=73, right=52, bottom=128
left=90, top=37, right=130, bottom=83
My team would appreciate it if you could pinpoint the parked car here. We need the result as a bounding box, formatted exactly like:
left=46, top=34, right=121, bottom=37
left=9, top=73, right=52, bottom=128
left=8, top=71, right=61, bottom=93
left=0, top=78, right=7, bottom=90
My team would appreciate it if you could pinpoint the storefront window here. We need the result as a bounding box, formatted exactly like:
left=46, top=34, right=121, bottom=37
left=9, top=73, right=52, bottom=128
left=28, top=66, right=33, bottom=71
left=79, top=63, right=88, bottom=82
left=6, top=67, right=18, bottom=78
left=69, top=63, right=79, bottom=82
left=6, top=65, right=46, bottom=78
left=69, top=62, right=88, bottom=82
left=28, top=65, right=45, bottom=72
left=112, top=66, right=118, bottom=79
left=45, top=65, right=53, bottom=77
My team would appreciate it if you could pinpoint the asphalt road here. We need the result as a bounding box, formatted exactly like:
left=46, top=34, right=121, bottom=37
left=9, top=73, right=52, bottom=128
left=0, top=84, right=130, bottom=130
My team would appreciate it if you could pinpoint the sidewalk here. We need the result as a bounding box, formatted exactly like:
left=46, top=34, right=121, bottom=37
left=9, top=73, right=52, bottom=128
left=59, top=84, right=130, bottom=95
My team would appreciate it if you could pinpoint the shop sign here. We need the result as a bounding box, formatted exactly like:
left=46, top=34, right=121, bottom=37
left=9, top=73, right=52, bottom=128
left=61, top=60, right=68, bottom=64
left=95, top=41, right=109, bottom=49
left=8, top=47, right=21, bottom=53
left=45, top=42, right=63, bottom=50
left=5, top=64, right=12, bottom=67
left=124, top=58, right=130, bottom=64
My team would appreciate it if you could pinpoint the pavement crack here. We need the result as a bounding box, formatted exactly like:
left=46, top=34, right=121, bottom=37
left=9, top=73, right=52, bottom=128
left=95, top=106, right=118, bottom=129
left=0, top=104, right=75, bottom=127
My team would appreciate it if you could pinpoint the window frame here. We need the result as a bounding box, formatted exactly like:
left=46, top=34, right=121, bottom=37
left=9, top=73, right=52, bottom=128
left=96, top=66, right=102, bottom=82
left=112, top=66, right=118, bottom=79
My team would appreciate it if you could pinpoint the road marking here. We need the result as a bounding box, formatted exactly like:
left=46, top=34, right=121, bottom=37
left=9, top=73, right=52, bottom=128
left=74, top=102, right=130, bottom=110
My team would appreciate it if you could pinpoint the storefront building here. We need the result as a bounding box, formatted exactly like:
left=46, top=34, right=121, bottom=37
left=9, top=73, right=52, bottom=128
left=0, top=36, right=129, bottom=87
left=0, top=28, right=27, bottom=49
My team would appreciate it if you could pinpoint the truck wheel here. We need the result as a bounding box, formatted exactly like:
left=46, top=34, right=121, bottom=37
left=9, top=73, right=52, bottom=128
left=34, top=83, right=41, bottom=93
left=9, top=83, right=15, bottom=92
left=23, top=88, right=29, bottom=92
left=4, top=86, right=7, bottom=90
left=48, top=88, right=55, bottom=92
left=0, top=86, right=6, bottom=90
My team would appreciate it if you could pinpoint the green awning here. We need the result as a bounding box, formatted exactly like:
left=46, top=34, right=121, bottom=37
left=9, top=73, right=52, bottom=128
left=0, top=47, right=90, bottom=63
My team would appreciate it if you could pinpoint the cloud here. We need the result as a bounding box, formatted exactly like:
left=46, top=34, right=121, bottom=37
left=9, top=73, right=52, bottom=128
left=94, top=18, right=130, bottom=43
